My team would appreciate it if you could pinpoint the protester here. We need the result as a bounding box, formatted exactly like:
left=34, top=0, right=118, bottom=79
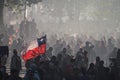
left=1, top=24, right=120, bottom=80
left=23, top=63, right=40, bottom=80
left=87, top=63, right=96, bottom=80
left=10, top=49, right=22, bottom=76
left=46, top=47, right=53, bottom=59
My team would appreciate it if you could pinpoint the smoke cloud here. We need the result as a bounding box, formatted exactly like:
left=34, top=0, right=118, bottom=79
left=4, top=0, right=120, bottom=39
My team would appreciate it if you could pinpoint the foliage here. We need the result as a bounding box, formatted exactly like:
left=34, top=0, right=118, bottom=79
left=6, top=0, right=42, bottom=11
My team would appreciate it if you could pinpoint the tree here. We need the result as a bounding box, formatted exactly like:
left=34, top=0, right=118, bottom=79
left=0, top=0, right=42, bottom=25
left=0, top=0, right=4, bottom=24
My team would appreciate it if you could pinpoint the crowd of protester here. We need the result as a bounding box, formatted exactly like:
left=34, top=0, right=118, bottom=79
left=0, top=21, right=120, bottom=80
left=0, top=46, right=120, bottom=80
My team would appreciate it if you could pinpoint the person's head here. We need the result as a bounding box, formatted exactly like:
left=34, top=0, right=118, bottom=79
left=99, top=60, right=104, bottom=67
left=51, top=56, right=56, bottom=62
left=79, top=48, right=83, bottom=52
left=13, top=49, right=17, bottom=55
left=86, top=41, right=89, bottom=46
left=96, top=56, right=100, bottom=62
left=49, top=47, right=53, bottom=51
left=89, top=63, right=95, bottom=69
left=67, top=45, right=70, bottom=48
left=63, top=48, right=67, bottom=53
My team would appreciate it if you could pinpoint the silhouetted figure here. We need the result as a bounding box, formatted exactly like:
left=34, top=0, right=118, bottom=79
left=46, top=47, right=53, bottom=59
left=48, top=56, right=57, bottom=80
left=116, top=49, right=120, bottom=80
left=11, top=39, right=18, bottom=51
left=75, top=51, right=84, bottom=69
left=29, top=19, right=38, bottom=40
left=109, top=58, right=117, bottom=80
left=80, top=67, right=89, bottom=80
left=104, top=67, right=110, bottom=80
left=66, top=45, right=73, bottom=56
left=53, top=40, right=63, bottom=56
left=58, top=48, right=71, bottom=68
left=10, top=49, right=21, bottom=76
left=2, top=31, right=9, bottom=46
left=16, top=38, right=24, bottom=55
left=19, top=21, right=25, bottom=39
left=96, top=60, right=106, bottom=80
left=84, top=41, right=95, bottom=63
left=19, top=20, right=30, bottom=42
left=109, top=47, right=118, bottom=58
left=23, top=63, right=40, bottom=80
left=0, top=65, right=9, bottom=80
left=95, top=56, right=101, bottom=69
left=99, top=40, right=107, bottom=59
left=63, top=59, right=74, bottom=80
left=1, top=55, right=7, bottom=66
left=107, top=38, right=114, bottom=54
left=87, top=63, right=96, bottom=80
left=83, top=51, right=89, bottom=69
left=76, top=48, right=84, bottom=57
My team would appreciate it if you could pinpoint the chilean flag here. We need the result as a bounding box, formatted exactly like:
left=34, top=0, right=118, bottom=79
left=22, top=35, right=46, bottom=61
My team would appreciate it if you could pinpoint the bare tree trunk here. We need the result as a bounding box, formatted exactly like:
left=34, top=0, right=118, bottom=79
left=0, top=0, right=4, bottom=24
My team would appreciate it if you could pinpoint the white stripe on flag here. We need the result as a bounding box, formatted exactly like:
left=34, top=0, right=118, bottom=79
left=27, top=40, right=38, bottom=51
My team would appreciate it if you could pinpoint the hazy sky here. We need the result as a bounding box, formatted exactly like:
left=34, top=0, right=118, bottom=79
left=4, top=0, right=120, bottom=38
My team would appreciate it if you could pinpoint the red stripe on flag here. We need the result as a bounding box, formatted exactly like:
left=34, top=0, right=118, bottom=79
left=22, top=44, right=46, bottom=61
